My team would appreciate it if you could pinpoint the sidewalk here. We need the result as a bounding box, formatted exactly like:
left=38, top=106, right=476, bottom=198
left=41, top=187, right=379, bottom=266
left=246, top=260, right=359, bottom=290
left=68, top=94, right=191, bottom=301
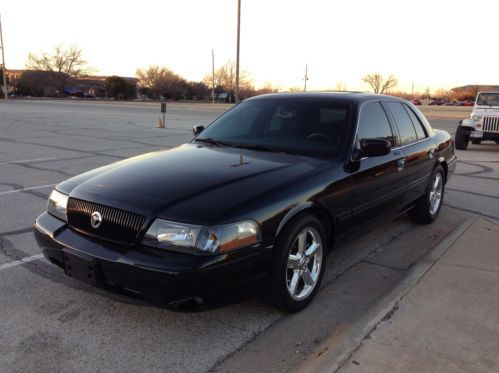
left=303, top=217, right=499, bottom=373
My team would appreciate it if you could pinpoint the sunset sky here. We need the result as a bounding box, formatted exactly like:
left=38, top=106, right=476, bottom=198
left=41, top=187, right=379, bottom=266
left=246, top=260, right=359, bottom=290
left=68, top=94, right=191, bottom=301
left=2, top=0, right=498, bottom=93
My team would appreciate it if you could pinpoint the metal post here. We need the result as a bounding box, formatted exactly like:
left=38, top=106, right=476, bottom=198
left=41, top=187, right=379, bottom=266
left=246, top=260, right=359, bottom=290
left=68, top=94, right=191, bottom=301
left=235, top=0, right=241, bottom=104
left=0, top=15, right=8, bottom=100
left=211, top=49, right=215, bottom=103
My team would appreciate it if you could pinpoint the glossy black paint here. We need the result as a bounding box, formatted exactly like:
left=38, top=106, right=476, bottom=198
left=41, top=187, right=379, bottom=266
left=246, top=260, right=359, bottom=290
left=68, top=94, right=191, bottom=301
left=34, top=92, right=457, bottom=305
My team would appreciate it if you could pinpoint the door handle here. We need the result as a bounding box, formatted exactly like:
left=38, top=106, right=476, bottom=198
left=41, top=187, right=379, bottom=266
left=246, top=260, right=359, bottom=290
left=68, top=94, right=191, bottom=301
left=397, top=159, right=406, bottom=171
left=428, top=148, right=435, bottom=159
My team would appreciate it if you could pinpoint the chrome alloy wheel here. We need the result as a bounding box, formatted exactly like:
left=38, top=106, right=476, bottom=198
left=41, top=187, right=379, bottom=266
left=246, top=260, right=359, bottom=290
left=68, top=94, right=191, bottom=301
left=286, top=227, right=323, bottom=301
left=429, top=172, right=443, bottom=215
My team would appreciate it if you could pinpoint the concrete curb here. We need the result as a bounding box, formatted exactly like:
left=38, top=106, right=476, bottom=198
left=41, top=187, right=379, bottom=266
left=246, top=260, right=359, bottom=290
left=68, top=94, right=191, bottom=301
left=297, top=218, right=476, bottom=373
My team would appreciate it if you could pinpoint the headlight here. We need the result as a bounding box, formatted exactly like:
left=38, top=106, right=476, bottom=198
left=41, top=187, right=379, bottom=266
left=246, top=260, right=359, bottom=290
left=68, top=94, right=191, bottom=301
left=471, top=115, right=482, bottom=122
left=47, top=189, right=69, bottom=222
left=142, top=219, right=261, bottom=255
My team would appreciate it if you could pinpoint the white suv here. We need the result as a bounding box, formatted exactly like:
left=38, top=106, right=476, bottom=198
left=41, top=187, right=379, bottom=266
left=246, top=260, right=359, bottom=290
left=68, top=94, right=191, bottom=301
left=455, top=91, right=499, bottom=150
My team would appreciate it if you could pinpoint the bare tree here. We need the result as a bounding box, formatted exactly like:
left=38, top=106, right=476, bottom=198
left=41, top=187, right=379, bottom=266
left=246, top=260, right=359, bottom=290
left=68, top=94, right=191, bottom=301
left=203, top=60, right=252, bottom=98
left=362, top=73, right=398, bottom=94
left=335, top=81, right=347, bottom=91
left=26, top=45, right=91, bottom=93
left=136, top=65, right=187, bottom=100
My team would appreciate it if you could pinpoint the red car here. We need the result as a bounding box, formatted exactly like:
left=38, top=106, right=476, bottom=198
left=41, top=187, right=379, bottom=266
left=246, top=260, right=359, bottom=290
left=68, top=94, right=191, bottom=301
left=462, top=100, right=474, bottom=106
left=410, top=99, right=422, bottom=105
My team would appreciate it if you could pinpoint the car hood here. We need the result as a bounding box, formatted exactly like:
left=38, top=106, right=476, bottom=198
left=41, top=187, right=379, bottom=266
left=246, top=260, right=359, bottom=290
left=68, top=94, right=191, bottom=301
left=472, top=107, right=499, bottom=116
left=58, top=143, right=331, bottom=224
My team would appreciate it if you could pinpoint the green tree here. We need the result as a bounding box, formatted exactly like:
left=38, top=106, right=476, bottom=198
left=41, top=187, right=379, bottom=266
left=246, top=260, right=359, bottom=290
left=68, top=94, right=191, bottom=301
left=105, top=76, right=127, bottom=99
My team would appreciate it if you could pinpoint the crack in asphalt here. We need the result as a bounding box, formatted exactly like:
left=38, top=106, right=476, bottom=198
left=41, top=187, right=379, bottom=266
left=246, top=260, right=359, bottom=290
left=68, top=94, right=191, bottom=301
left=0, top=227, right=34, bottom=237
left=447, top=187, right=499, bottom=200
left=22, top=189, right=51, bottom=200
left=12, top=162, right=74, bottom=178
left=0, top=182, right=23, bottom=190
left=0, top=136, right=130, bottom=160
left=444, top=203, right=499, bottom=221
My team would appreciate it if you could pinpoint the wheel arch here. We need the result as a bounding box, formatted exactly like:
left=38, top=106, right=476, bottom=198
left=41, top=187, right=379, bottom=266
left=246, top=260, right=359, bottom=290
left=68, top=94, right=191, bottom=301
left=437, top=157, right=448, bottom=184
left=276, top=203, right=335, bottom=250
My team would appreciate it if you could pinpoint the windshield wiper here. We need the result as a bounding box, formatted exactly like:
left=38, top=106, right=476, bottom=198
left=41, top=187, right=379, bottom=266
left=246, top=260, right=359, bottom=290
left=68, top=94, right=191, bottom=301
left=231, top=143, right=281, bottom=153
left=195, top=138, right=232, bottom=147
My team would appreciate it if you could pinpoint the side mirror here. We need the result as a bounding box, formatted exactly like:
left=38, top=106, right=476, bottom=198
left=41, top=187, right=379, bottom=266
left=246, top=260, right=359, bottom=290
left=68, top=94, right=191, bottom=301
left=193, top=125, right=205, bottom=136
left=360, top=138, right=391, bottom=157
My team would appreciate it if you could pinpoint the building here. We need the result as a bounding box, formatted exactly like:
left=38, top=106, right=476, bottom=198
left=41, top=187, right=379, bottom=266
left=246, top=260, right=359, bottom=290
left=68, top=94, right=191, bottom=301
left=4, top=69, right=137, bottom=97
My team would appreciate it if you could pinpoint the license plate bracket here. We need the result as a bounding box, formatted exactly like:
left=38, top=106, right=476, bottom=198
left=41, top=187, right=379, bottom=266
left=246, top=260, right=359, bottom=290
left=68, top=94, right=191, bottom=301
left=63, top=249, right=101, bottom=287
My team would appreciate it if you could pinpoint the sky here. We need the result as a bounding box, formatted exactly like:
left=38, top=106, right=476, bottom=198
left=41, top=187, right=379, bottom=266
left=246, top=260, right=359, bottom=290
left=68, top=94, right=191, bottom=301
left=2, top=0, right=499, bottom=93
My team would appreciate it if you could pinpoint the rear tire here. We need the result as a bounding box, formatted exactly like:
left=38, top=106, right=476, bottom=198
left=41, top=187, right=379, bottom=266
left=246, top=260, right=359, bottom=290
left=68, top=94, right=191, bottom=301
left=408, top=165, right=445, bottom=225
left=495, top=140, right=499, bottom=145
left=454, top=125, right=469, bottom=150
left=470, top=139, right=482, bottom=145
left=266, top=214, right=327, bottom=312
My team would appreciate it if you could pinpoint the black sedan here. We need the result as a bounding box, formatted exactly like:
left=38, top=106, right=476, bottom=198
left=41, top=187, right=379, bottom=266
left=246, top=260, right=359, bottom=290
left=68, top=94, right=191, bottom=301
left=34, top=93, right=456, bottom=312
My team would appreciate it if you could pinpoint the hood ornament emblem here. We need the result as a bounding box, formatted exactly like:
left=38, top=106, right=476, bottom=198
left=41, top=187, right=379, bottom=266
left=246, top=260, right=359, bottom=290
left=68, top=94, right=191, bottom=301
left=90, top=211, right=103, bottom=229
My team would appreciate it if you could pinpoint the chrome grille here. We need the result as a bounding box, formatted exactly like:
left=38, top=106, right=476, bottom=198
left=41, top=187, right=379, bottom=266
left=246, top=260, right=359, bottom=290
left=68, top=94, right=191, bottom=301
left=483, top=116, right=499, bottom=133
left=67, top=198, right=146, bottom=245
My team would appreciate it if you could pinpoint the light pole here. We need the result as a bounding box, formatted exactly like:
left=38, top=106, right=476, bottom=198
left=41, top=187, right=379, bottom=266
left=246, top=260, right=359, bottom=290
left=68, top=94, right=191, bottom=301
left=0, top=14, right=8, bottom=100
left=303, top=64, right=309, bottom=92
left=235, top=0, right=241, bottom=104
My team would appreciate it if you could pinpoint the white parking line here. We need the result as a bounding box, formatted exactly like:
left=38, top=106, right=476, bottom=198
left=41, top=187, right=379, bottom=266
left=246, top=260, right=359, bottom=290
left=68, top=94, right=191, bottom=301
left=0, top=184, right=57, bottom=196
left=0, top=253, right=44, bottom=272
left=0, top=157, right=57, bottom=165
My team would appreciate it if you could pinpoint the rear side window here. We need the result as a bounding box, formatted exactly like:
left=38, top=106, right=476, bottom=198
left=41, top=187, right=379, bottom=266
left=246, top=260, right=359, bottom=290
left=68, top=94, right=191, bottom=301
left=357, top=102, right=396, bottom=146
left=385, top=102, right=418, bottom=145
left=404, top=105, right=427, bottom=140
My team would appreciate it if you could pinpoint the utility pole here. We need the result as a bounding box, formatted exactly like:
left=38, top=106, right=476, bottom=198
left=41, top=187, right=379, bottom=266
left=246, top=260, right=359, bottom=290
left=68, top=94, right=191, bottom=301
left=303, top=64, right=309, bottom=92
left=211, top=49, right=215, bottom=103
left=235, top=0, right=241, bottom=104
left=411, top=81, right=414, bottom=99
left=0, top=14, right=8, bottom=100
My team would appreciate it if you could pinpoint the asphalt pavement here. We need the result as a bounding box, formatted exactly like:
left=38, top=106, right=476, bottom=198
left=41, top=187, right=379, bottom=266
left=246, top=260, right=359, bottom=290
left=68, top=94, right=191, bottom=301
left=0, top=99, right=497, bottom=372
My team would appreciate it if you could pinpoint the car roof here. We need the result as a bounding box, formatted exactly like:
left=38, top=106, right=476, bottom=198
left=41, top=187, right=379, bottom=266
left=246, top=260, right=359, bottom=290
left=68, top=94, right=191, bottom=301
left=246, top=91, right=406, bottom=104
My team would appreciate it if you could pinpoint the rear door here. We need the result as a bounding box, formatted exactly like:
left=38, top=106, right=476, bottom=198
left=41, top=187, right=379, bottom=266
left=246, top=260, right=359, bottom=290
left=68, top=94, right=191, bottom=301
left=384, top=101, right=435, bottom=204
left=350, top=101, right=407, bottom=226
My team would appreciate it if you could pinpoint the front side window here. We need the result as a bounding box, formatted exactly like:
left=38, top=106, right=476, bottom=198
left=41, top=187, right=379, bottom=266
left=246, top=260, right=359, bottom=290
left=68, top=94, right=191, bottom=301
left=196, top=99, right=351, bottom=158
left=357, top=102, right=395, bottom=146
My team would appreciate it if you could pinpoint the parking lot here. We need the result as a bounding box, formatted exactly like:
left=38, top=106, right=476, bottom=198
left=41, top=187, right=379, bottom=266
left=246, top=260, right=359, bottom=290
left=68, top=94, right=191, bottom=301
left=1, top=100, right=498, bottom=372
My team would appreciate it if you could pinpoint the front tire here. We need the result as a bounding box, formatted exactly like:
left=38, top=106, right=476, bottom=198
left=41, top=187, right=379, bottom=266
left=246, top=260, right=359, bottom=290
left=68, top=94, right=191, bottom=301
left=408, top=165, right=445, bottom=224
left=454, top=125, right=469, bottom=150
left=267, top=214, right=327, bottom=312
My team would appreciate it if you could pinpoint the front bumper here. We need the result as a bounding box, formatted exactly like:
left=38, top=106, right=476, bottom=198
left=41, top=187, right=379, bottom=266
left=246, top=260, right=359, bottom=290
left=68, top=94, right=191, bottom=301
left=34, top=212, right=271, bottom=305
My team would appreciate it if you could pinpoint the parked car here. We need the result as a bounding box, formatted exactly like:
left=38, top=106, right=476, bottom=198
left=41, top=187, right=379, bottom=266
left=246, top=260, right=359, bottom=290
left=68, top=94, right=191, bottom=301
left=34, top=93, right=456, bottom=312
left=410, top=99, right=422, bottom=105
left=462, top=100, right=474, bottom=107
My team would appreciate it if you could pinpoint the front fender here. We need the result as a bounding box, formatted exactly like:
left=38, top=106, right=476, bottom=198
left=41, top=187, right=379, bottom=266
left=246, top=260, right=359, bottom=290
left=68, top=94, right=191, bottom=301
left=275, top=202, right=314, bottom=236
left=460, top=118, right=475, bottom=129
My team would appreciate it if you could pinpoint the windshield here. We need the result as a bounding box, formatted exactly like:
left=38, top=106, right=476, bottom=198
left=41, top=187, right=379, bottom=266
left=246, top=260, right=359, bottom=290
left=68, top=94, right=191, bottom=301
left=195, top=99, right=351, bottom=158
left=476, top=93, right=499, bottom=106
